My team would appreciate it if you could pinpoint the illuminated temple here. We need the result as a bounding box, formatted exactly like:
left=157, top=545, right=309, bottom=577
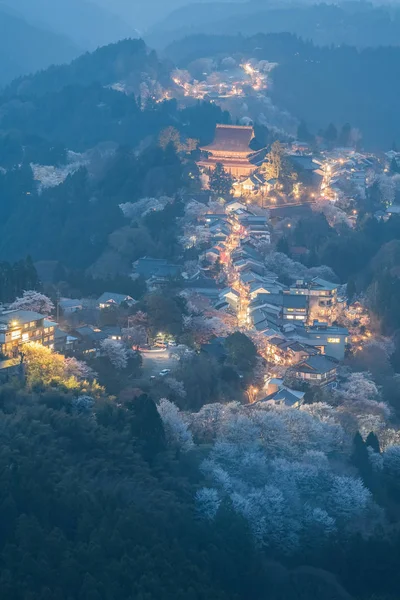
left=198, top=124, right=266, bottom=178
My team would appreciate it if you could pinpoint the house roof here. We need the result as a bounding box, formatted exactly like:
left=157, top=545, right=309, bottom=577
left=97, top=292, right=134, bottom=305
left=0, top=310, right=45, bottom=326
left=54, top=327, right=68, bottom=340
left=261, top=388, right=304, bottom=407
left=60, top=298, right=82, bottom=308
left=202, top=124, right=254, bottom=153
left=258, top=293, right=308, bottom=309
left=186, top=276, right=219, bottom=291
left=74, top=326, right=107, bottom=342
left=43, top=319, right=58, bottom=328
left=134, top=258, right=181, bottom=279
left=311, top=278, right=338, bottom=291
left=288, top=155, right=319, bottom=171
left=295, top=355, right=338, bottom=375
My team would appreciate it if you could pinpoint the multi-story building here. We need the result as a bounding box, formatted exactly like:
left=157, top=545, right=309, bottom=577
left=304, top=321, right=349, bottom=361
left=198, top=124, right=266, bottom=178
left=288, top=277, right=338, bottom=324
left=0, top=310, right=56, bottom=357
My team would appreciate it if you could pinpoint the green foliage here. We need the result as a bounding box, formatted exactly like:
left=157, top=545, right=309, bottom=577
left=90, top=351, right=142, bottom=396
left=0, top=257, right=40, bottom=303
left=126, top=393, right=166, bottom=461
left=209, top=163, right=233, bottom=197
left=144, top=293, right=185, bottom=339
left=297, top=119, right=314, bottom=143
left=225, top=332, right=257, bottom=374
left=0, top=387, right=248, bottom=600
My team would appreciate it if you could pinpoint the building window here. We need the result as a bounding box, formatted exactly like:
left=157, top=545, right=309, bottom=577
left=22, top=333, right=29, bottom=342
left=327, top=337, right=340, bottom=343
left=11, top=330, right=21, bottom=340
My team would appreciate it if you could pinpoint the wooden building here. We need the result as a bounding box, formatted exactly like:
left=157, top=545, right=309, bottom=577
left=198, top=124, right=265, bottom=178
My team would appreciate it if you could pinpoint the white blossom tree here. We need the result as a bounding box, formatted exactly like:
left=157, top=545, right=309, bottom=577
left=157, top=398, right=194, bottom=452
left=120, top=196, right=171, bottom=221
left=191, top=402, right=380, bottom=552
left=9, top=290, right=54, bottom=315
left=100, top=339, right=128, bottom=370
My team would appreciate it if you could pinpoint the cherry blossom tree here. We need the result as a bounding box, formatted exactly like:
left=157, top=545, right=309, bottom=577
left=190, top=402, right=380, bottom=552
left=9, top=290, right=54, bottom=315
left=157, top=398, right=194, bottom=452
left=64, top=357, right=96, bottom=381
left=100, top=339, right=128, bottom=370
left=120, top=196, right=171, bottom=221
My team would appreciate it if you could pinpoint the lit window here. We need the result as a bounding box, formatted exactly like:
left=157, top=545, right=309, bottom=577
left=11, top=330, right=21, bottom=340
left=327, top=337, right=340, bottom=343
left=286, top=315, right=294, bottom=320
left=22, top=333, right=29, bottom=342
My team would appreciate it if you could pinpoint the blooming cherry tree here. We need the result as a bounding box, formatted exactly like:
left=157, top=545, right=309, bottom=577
left=157, top=398, right=194, bottom=452
left=100, top=339, right=128, bottom=370
left=9, top=290, right=54, bottom=315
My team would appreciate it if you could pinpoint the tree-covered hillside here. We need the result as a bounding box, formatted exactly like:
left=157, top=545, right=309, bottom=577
left=4, top=38, right=168, bottom=98
left=0, top=39, right=228, bottom=267
left=166, top=32, right=400, bottom=149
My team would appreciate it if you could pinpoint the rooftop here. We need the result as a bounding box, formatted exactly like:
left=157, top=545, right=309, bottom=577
left=0, top=310, right=45, bottom=327
left=97, top=292, right=134, bottom=305
left=258, top=293, right=308, bottom=309
left=202, top=124, right=254, bottom=154
left=295, top=354, right=338, bottom=375
left=261, top=388, right=305, bottom=407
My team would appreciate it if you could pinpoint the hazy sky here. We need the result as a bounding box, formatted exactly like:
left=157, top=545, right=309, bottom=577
left=91, top=0, right=243, bottom=30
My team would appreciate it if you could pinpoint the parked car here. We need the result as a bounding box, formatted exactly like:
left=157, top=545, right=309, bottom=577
left=159, top=369, right=171, bottom=377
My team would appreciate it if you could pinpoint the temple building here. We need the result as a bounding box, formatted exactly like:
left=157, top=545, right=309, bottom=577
left=198, top=124, right=266, bottom=178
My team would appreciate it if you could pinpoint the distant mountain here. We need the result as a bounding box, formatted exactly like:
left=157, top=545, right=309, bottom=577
left=91, top=0, right=242, bottom=31
left=0, top=0, right=135, bottom=50
left=148, top=0, right=400, bottom=49
left=0, top=7, right=79, bottom=85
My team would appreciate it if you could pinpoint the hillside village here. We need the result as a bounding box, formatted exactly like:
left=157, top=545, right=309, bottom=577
left=1, top=118, right=395, bottom=410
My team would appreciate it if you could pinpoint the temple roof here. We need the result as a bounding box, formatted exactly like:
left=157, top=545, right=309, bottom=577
left=201, top=124, right=254, bottom=153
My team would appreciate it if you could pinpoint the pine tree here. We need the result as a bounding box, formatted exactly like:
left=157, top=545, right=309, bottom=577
left=324, top=123, right=338, bottom=145
left=366, top=431, right=381, bottom=454
left=209, top=163, right=233, bottom=197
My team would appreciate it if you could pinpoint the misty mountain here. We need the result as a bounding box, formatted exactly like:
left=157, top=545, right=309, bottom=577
left=0, top=7, right=79, bottom=85
left=149, top=0, right=400, bottom=49
left=0, top=0, right=135, bottom=50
